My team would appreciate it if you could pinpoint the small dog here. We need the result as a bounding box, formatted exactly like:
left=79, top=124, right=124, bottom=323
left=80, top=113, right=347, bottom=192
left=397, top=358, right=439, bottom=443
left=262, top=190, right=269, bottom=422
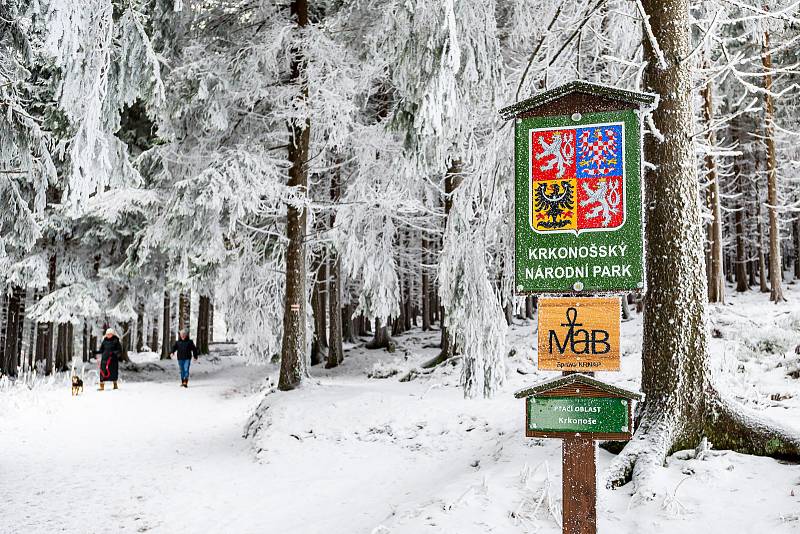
left=71, top=375, right=84, bottom=396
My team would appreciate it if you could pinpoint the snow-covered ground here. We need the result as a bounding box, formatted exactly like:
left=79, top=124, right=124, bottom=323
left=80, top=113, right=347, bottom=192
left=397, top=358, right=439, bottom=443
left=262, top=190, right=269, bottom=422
left=2, top=287, right=800, bottom=534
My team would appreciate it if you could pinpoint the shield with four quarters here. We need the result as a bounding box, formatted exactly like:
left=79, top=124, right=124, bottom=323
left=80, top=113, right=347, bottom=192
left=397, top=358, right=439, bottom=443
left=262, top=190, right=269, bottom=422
left=529, top=123, right=625, bottom=235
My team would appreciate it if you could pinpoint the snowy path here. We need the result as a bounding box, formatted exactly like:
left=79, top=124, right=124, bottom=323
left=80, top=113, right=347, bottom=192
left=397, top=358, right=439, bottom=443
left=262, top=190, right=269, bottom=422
left=0, top=347, right=499, bottom=534
left=0, top=350, right=273, bottom=533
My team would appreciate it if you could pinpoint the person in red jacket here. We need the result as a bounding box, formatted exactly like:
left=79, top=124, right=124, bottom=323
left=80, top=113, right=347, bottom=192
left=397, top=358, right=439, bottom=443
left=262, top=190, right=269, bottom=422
left=171, top=329, right=199, bottom=387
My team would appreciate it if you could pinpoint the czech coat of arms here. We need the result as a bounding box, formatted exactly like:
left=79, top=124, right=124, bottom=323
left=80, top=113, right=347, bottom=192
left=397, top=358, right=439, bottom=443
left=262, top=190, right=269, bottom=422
left=529, top=123, right=625, bottom=234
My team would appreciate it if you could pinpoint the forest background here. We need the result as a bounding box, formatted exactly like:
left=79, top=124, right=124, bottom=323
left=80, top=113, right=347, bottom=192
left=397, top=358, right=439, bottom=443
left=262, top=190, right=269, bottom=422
left=3, top=0, right=800, bottom=492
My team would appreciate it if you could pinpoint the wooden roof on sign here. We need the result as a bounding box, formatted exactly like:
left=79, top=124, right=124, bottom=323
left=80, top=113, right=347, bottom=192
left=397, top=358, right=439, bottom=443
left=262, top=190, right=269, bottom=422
left=514, top=373, right=642, bottom=400
left=498, top=81, right=657, bottom=121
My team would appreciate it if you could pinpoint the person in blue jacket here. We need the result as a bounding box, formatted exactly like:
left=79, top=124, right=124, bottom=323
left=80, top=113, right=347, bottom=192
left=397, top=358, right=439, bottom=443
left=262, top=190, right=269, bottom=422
left=171, top=329, right=199, bottom=387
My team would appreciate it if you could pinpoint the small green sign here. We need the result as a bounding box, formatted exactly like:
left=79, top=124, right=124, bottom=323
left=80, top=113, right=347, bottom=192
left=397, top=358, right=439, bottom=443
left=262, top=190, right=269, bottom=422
left=514, top=109, right=644, bottom=293
left=527, top=396, right=629, bottom=434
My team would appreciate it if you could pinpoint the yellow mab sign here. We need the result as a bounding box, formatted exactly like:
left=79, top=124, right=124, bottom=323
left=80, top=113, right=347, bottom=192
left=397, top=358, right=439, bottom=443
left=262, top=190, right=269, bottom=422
left=537, top=297, right=620, bottom=371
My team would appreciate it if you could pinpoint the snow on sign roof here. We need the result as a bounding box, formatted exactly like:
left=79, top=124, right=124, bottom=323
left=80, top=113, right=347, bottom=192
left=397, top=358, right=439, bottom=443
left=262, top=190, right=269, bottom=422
left=498, top=81, right=657, bottom=121
left=514, top=373, right=642, bottom=400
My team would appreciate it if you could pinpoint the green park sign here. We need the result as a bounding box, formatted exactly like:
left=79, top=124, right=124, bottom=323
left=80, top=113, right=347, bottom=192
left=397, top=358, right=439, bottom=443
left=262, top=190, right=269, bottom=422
left=500, top=82, right=657, bottom=294
left=527, top=396, right=629, bottom=434
left=515, top=372, right=641, bottom=440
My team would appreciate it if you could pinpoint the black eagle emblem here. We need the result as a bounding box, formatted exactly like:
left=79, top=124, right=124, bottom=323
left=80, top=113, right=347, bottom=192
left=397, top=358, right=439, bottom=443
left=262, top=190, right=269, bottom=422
left=534, top=181, right=574, bottom=229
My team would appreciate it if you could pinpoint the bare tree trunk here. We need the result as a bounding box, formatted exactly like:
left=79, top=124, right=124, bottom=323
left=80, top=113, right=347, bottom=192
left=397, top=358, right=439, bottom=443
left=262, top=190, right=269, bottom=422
left=161, top=290, right=171, bottom=360
left=403, top=235, right=412, bottom=332
left=794, top=218, right=800, bottom=280
left=310, top=250, right=328, bottom=366
left=432, top=159, right=462, bottom=365
left=209, top=300, right=214, bottom=343
left=83, top=322, right=90, bottom=363
left=40, top=254, right=57, bottom=374
left=733, top=130, right=749, bottom=292
left=621, top=296, right=631, bottom=320
left=762, top=30, right=784, bottom=302
left=178, top=291, right=191, bottom=333
left=198, top=295, right=210, bottom=354
left=0, top=292, right=5, bottom=370
left=67, top=323, right=74, bottom=363
left=701, top=76, right=725, bottom=303
left=327, top=167, right=344, bottom=368
left=150, top=315, right=159, bottom=353
left=120, top=321, right=131, bottom=362
left=342, top=303, right=354, bottom=343
left=135, top=301, right=145, bottom=352
left=326, top=253, right=344, bottom=368
left=2, top=286, right=24, bottom=377
left=608, top=0, right=800, bottom=492
left=366, top=317, right=390, bottom=350
left=278, top=0, right=310, bottom=391
left=55, top=323, right=69, bottom=372
left=756, top=184, right=770, bottom=293
left=24, top=292, right=36, bottom=369
left=421, top=236, right=431, bottom=331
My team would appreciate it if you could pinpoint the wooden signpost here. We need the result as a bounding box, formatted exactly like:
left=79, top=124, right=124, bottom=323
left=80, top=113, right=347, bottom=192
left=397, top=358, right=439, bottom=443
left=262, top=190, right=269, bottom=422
left=501, top=81, right=656, bottom=534
left=516, top=374, right=641, bottom=534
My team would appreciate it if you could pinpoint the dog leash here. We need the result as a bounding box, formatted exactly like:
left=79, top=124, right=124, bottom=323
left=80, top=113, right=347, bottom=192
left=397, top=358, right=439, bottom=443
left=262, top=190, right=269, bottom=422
left=99, top=353, right=112, bottom=379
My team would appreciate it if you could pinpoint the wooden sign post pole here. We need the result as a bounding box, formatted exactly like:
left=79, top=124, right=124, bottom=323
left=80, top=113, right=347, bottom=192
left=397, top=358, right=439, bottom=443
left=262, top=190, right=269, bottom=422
left=504, top=82, right=655, bottom=534
left=562, top=437, right=596, bottom=534
left=561, top=367, right=596, bottom=534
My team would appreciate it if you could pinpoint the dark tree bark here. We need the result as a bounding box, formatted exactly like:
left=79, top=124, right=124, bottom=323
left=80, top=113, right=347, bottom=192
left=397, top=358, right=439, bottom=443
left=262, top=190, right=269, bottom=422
left=66, top=323, right=74, bottom=363
left=755, top=184, right=770, bottom=293
left=326, top=253, right=344, bottom=368
left=209, top=300, right=214, bottom=343
left=36, top=320, right=51, bottom=373
left=342, top=303, right=354, bottom=343
left=621, top=296, right=631, bottom=321
left=41, top=253, right=57, bottom=374
left=326, top=166, right=344, bottom=368
left=197, top=295, right=210, bottom=354
left=701, top=75, right=724, bottom=303
left=608, top=0, right=800, bottom=492
left=733, top=130, right=749, bottom=292
left=794, top=218, right=800, bottom=280
left=135, top=301, right=145, bottom=352
left=421, top=236, right=431, bottom=331
left=2, top=286, right=24, bottom=377
left=150, top=315, right=159, bottom=354
left=278, top=0, right=310, bottom=391
left=120, top=322, right=131, bottom=362
left=25, top=291, right=37, bottom=369
left=366, top=317, right=390, bottom=350
left=403, top=237, right=412, bottom=332
left=161, top=290, right=171, bottom=360
left=55, top=323, right=69, bottom=372
left=310, top=250, right=328, bottom=366
left=762, top=30, right=784, bottom=302
left=82, top=323, right=88, bottom=363
left=178, top=291, right=191, bottom=334
left=427, top=160, right=462, bottom=367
